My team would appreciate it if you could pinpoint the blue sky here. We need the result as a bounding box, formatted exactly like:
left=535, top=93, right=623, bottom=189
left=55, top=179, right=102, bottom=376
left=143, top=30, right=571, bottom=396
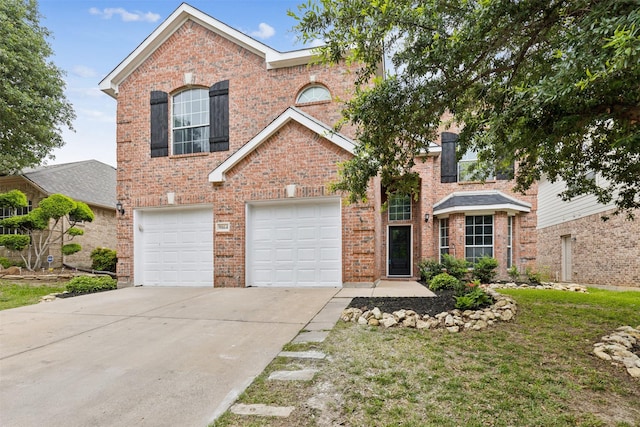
left=37, top=0, right=312, bottom=167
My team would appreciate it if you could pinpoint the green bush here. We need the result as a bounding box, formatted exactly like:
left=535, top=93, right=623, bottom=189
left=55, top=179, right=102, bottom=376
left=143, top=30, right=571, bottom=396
left=61, top=243, right=81, bottom=255
left=418, top=259, right=442, bottom=282
left=441, top=254, right=470, bottom=280
left=0, top=257, right=12, bottom=268
left=472, top=256, right=499, bottom=283
left=90, top=247, right=117, bottom=272
left=429, top=272, right=460, bottom=291
left=454, top=285, right=494, bottom=310
left=507, top=265, right=520, bottom=282
left=525, top=267, right=543, bottom=285
left=66, top=276, right=116, bottom=294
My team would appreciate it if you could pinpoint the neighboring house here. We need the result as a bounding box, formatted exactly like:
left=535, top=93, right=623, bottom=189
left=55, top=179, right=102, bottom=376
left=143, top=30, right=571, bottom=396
left=537, top=176, right=640, bottom=286
left=99, top=3, right=537, bottom=288
left=0, top=160, right=117, bottom=268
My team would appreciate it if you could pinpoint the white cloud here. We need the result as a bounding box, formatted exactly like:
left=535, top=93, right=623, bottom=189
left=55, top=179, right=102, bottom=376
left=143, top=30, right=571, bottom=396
left=89, top=7, right=160, bottom=23
left=308, top=38, right=325, bottom=48
left=72, top=65, right=97, bottom=78
left=250, top=23, right=275, bottom=40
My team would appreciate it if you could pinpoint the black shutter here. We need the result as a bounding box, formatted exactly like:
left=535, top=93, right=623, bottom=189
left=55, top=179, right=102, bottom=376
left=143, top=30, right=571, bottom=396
left=209, top=80, right=229, bottom=152
left=496, top=162, right=515, bottom=180
left=150, top=91, right=168, bottom=158
left=440, top=132, right=459, bottom=183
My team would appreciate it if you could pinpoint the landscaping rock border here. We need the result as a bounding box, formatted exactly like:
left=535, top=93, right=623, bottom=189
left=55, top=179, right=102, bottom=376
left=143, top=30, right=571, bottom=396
left=341, top=287, right=516, bottom=332
left=487, top=282, right=588, bottom=292
left=593, top=326, right=640, bottom=379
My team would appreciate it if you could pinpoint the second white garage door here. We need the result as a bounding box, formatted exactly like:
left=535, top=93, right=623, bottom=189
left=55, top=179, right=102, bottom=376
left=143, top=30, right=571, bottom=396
left=134, top=207, right=213, bottom=286
left=247, top=199, right=341, bottom=287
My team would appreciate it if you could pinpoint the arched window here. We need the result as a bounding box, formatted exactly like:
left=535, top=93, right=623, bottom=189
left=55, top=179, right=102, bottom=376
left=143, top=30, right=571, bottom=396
left=296, top=85, right=331, bottom=104
left=172, top=88, right=209, bottom=155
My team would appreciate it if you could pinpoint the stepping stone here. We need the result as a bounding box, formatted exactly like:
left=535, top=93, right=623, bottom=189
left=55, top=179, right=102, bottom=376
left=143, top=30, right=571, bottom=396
left=268, top=369, right=318, bottom=381
left=230, top=403, right=294, bottom=417
left=278, top=350, right=326, bottom=359
left=292, top=330, right=329, bottom=343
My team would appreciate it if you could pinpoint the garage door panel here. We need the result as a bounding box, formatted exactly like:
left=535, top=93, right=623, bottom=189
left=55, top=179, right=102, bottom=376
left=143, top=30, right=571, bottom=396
left=247, top=200, right=341, bottom=287
left=136, top=208, right=213, bottom=287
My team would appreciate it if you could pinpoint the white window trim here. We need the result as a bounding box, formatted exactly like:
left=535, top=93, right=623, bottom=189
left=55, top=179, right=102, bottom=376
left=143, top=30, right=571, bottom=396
left=388, top=194, right=411, bottom=221
left=464, top=214, right=494, bottom=264
left=171, top=88, right=209, bottom=155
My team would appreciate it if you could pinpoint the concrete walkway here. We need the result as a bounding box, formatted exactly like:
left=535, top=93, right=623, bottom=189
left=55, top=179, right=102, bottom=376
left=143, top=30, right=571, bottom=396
left=0, top=286, right=339, bottom=427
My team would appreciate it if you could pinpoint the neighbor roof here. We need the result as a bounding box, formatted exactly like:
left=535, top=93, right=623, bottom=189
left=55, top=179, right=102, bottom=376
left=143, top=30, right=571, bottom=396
left=99, top=3, right=319, bottom=98
left=433, top=190, right=531, bottom=216
left=21, top=160, right=116, bottom=209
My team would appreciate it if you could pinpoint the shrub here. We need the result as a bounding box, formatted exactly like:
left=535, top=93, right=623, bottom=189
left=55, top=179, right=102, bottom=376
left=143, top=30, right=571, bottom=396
left=61, top=243, right=81, bottom=255
left=507, top=265, right=520, bottom=282
left=441, top=254, right=470, bottom=280
left=90, top=247, right=117, bottom=272
left=525, top=267, right=543, bottom=285
left=472, top=256, right=498, bottom=283
left=418, top=259, right=442, bottom=282
left=66, top=276, right=116, bottom=294
left=429, top=272, right=460, bottom=291
left=0, top=257, right=12, bottom=269
left=454, top=285, right=494, bottom=310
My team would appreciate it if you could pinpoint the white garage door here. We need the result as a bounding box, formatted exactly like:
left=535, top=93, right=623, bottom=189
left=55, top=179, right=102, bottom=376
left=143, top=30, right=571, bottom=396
left=247, top=199, right=341, bottom=287
left=134, top=207, right=213, bottom=286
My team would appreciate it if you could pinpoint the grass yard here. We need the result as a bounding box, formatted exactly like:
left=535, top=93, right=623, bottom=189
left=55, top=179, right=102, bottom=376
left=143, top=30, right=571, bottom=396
left=0, top=281, right=66, bottom=310
left=213, top=288, right=640, bottom=427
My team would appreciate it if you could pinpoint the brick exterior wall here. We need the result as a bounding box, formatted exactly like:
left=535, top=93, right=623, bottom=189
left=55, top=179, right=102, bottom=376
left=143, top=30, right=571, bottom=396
left=113, top=19, right=371, bottom=286
left=410, top=147, right=538, bottom=280
left=537, top=209, right=640, bottom=287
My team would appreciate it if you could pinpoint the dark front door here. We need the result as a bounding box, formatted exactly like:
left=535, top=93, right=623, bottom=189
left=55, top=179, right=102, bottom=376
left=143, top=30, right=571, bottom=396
left=388, top=226, right=411, bottom=276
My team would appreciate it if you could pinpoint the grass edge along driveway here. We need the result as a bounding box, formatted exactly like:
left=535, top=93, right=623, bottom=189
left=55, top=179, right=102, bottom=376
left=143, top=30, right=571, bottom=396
left=213, top=287, right=640, bottom=427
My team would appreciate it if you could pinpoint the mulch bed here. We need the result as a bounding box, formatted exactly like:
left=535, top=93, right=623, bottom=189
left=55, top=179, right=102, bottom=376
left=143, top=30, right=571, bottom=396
left=347, top=288, right=458, bottom=317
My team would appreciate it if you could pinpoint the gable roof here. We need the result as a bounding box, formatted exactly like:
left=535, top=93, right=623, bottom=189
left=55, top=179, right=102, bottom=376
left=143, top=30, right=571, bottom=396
left=20, top=160, right=116, bottom=209
left=433, top=190, right=531, bottom=216
left=209, top=107, right=355, bottom=183
left=99, top=3, right=319, bottom=99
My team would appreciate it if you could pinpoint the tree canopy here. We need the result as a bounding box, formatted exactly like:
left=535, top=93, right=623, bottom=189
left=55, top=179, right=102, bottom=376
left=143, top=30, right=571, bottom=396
left=291, top=0, right=640, bottom=214
left=0, top=0, right=75, bottom=174
left=0, top=191, right=94, bottom=270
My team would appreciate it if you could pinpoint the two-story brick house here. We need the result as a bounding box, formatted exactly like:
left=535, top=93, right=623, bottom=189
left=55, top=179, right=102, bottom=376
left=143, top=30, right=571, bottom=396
left=100, top=3, right=537, bottom=287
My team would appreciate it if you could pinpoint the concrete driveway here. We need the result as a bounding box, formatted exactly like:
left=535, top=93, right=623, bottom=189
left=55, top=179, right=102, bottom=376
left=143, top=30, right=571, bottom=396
left=0, top=286, right=339, bottom=426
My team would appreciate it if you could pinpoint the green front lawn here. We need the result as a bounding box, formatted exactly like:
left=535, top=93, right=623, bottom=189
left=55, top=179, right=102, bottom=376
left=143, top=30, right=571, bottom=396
left=214, top=287, right=640, bottom=427
left=0, top=281, right=66, bottom=310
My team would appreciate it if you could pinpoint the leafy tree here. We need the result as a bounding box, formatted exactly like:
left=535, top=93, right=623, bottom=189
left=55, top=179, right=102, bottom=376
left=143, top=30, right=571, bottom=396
left=0, top=0, right=75, bottom=173
left=291, top=0, right=640, bottom=214
left=0, top=190, right=94, bottom=270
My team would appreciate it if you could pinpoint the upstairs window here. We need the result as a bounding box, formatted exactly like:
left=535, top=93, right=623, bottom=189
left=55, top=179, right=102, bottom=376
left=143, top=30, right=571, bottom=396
left=296, top=85, right=331, bottom=104
left=440, top=132, right=513, bottom=183
left=458, top=150, right=495, bottom=182
left=149, top=80, right=229, bottom=158
left=388, top=194, right=411, bottom=221
left=172, top=89, right=209, bottom=155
